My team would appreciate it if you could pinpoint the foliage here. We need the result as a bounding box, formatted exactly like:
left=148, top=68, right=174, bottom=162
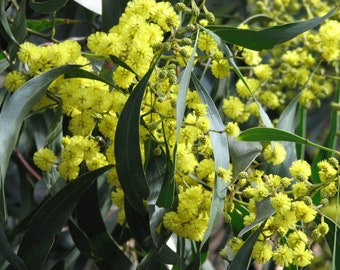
left=0, top=0, right=340, bottom=269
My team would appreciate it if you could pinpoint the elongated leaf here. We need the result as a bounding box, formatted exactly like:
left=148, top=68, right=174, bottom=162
left=124, top=198, right=180, bottom=266
left=229, top=222, right=266, bottom=270
left=238, top=198, right=275, bottom=237
left=17, top=165, right=112, bottom=270
left=115, top=60, right=158, bottom=215
left=64, top=68, right=116, bottom=88
left=0, top=64, right=80, bottom=221
left=191, top=73, right=229, bottom=247
left=176, top=32, right=199, bottom=142
left=202, top=26, right=272, bottom=128
left=110, top=55, right=137, bottom=75
left=207, top=8, right=336, bottom=51
left=10, top=0, right=27, bottom=56
left=105, top=0, right=129, bottom=29
left=0, top=1, right=18, bottom=45
left=77, top=181, right=133, bottom=269
left=27, top=18, right=71, bottom=32
left=323, top=215, right=340, bottom=270
left=29, top=0, right=69, bottom=13
left=238, top=127, right=308, bottom=144
left=0, top=216, right=27, bottom=270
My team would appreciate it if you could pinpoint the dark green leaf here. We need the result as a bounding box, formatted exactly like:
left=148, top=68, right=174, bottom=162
left=115, top=62, right=156, bottom=215
left=77, top=181, right=133, bottom=269
left=0, top=216, right=27, bottom=270
left=17, top=165, right=112, bottom=270
left=27, top=18, right=70, bottom=32
left=0, top=64, right=80, bottom=221
left=109, top=55, right=137, bottom=75
left=124, top=198, right=180, bottom=266
left=68, top=218, right=92, bottom=256
left=229, top=222, right=266, bottom=270
left=103, top=0, right=129, bottom=30
left=191, top=73, right=229, bottom=247
left=207, top=8, right=336, bottom=51
left=11, top=0, right=27, bottom=44
left=64, top=68, right=116, bottom=88
left=29, top=0, right=69, bottom=14
left=0, top=1, right=18, bottom=45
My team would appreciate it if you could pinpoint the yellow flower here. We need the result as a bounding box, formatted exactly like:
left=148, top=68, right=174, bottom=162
left=33, top=148, right=57, bottom=171
left=270, top=192, right=291, bottom=214
left=235, top=78, right=260, bottom=98
left=211, top=58, right=229, bottom=78
left=58, top=161, right=80, bottom=180
left=228, top=237, right=244, bottom=256
left=317, top=159, right=337, bottom=182
left=242, top=48, right=262, bottom=66
left=289, top=160, right=311, bottom=181
left=292, top=182, right=309, bottom=198
left=263, top=142, right=286, bottom=165
left=293, top=201, right=317, bottom=223
left=260, top=91, right=280, bottom=109
left=254, top=64, right=273, bottom=80
left=225, top=122, right=240, bottom=137
left=198, top=31, right=218, bottom=54
left=251, top=241, right=272, bottom=264
left=272, top=245, right=294, bottom=267
left=222, top=96, right=249, bottom=122
left=292, top=247, right=314, bottom=267
left=4, top=71, right=27, bottom=92
left=287, top=230, right=308, bottom=249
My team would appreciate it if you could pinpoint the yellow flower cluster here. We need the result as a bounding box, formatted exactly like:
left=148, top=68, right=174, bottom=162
left=222, top=156, right=340, bottom=267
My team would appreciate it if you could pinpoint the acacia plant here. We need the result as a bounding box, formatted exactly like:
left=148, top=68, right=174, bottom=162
left=0, top=0, right=340, bottom=269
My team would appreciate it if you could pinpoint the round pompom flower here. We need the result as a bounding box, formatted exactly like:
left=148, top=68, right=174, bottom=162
left=33, top=148, right=57, bottom=171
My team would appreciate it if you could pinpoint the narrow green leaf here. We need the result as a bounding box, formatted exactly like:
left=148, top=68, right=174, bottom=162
left=238, top=198, right=275, bottom=237
left=207, top=8, right=336, bottom=51
left=237, top=127, right=307, bottom=144
left=17, top=165, right=112, bottom=270
left=11, top=0, right=27, bottom=44
left=64, top=68, right=116, bottom=88
left=109, top=55, right=137, bottom=75
left=29, top=0, right=69, bottom=14
left=77, top=181, right=133, bottom=269
left=124, top=198, right=180, bottom=266
left=0, top=216, right=27, bottom=270
left=0, top=1, right=18, bottom=45
left=202, top=26, right=272, bottom=128
left=191, top=73, right=229, bottom=247
left=0, top=59, right=10, bottom=74
left=323, top=215, right=340, bottom=270
left=115, top=60, right=160, bottom=215
left=176, top=31, right=199, bottom=142
left=103, top=0, right=128, bottom=31
left=0, top=64, right=80, bottom=221
left=229, top=222, right=266, bottom=270
left=68, top=218, right=92, bottom=256
left=237, top=127, right=340, bottom=156
left=27, top=18, right=70, bottom=32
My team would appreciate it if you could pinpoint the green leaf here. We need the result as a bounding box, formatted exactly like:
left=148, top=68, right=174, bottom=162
left=206, top=8, right=336, bottom=51
left=11, top=0, right=27, bottom=44
left=191, top=73, right=229, bottom=248
left=27, top=18, right=73, bottom=32
left=103, top=0, right=129, bottom=30
left=17, top=165, right=112, bottom=270
left=76, top=181, right=133, bottom=269
left=237, top=127, right=340, bottom=156
left=229, top=222, right=266, bottom=270
left=202, top=26, right=272, bottom=128
left=323, top=215, right=340, bottom=270
left=64, top=68, right=116, bottom=88
left=115, top=60, right=158, bottom=215
left=0, top=1, right=18, bottom=45
left=29, top=0, right=70, bottom=14
left=0, top=216, right=27, bottom=270
left=109, top=55, right=137, bottom=75
left=228, top=137, right=262, bottom=178
left=0, top=64, right=80, bottom=221
left=238, top=198, right=275, bottom=237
